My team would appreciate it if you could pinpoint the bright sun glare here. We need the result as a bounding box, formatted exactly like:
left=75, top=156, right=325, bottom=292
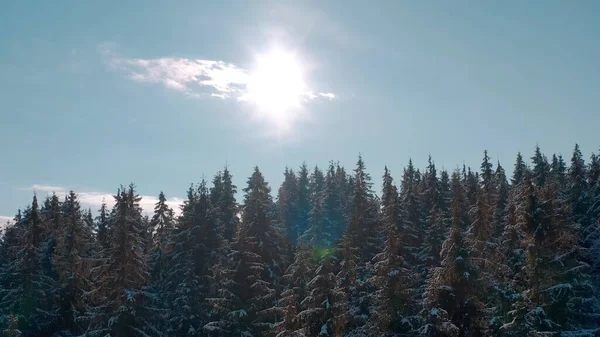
left=244, top=49, right=307, bottom=130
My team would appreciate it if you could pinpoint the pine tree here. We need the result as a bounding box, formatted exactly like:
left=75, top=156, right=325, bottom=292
left=421, top=171, right=484, bottom=337
left=53, top=191, right=94, bottom=335
left=347, top=155, right=380, bottom=263
left=567, top=145, right=593, bottom=259
left=324, top=161, right=349, bottom=243
left=87, top=184, right=159, bottom=337
left=296, top=163, right=311, bottom=245
left=95, top=200, right=110, bottom=252
left=502, top=169, right=599, bottom=335
left=492, top=161, right=509, bottom=238
left=512, top=152, right=527, bottom=186
left=210, top=171, right=224, bottom=207
left=468, top=151, right=497, bottom=287
left=278, top=168, right=299, bottom=245
left=588, top=151, right=600, bottom=275
left=39, top=193, right=61, bottom=284
left=0, top=196, right=57, bottom=337
left=367, top=167, right=417, bottom=335
left=550, top=154, right=567, bottom=189
left=299, top=166, right=333, bottom=248
left=335, top=163, right=354, bottom=236
left=275, top=246, right=314, bottom=336
left=211, top=166, right=240, bottom=242
left=400, top=159, right=423, bottom=269
left=206, top=167, right=285, bottom=336
left=421, top=157, right=449, bottom=267
left=148, top=191, right=175, bottom=285
left=166, top=181, right=221, bottom=337
left=306, top=248, right=347, bottom=337
left=531, top=145, right=549, bottom=187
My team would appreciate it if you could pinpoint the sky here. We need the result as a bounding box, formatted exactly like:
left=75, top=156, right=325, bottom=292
left=1, top=0, right=599, bottom=223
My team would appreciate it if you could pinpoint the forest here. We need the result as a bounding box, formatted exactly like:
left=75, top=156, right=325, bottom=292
left=1, top=144, right=599, bottom=337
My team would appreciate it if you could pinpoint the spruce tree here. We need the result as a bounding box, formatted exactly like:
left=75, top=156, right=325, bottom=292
left=275, top=245, right=314, bottom=336
left=53, top=191, right=94, bottom=335
left=211, top=166, right=240, bottom=242
left=531, top=145, right=549, bottom=187
left=0, top=196, right=57, bottom=337
left=278, top=168, right=299, bottom=245
left=421, top=171, right=484, bottom=337
left=95, top=200, right=110, bottom=252
left=148, top=191, right=175, bottom=285
left=166, top=181, right=221, bottom=337
left=512, top=152, right=527, bottom=186
left=421, top=157, right=449, bottom=267
left=400, top=159, right=423, bottom=269
left=87, top=184, right=159, bottom=337
left=367, top=167, right=417, bottom=335
left=300, top=166, right=333, bottom=248
left=206, top=167, right=285, bottom=336
left=296, top=163, right=311, bottom=245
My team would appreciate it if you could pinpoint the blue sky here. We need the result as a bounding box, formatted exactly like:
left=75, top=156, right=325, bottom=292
left=1, top=0, right=599, bottom=222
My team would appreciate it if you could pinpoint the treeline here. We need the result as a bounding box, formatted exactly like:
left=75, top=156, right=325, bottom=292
left=1, top=145, right=600, bottom=337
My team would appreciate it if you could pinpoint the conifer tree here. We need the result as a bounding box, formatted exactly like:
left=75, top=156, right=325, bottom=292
left=206, top=167, right=285, bottom=336
left=421, top=157, right=449, bottom=267
left=87, top=184, right=159, bottom=337
left=468, top=151, right=497, bottom=282
left=421, top=171, right=484, bottom=337
left=368, top=167, right=416, bottom=335
left=166, top=181, right=221, bottom=337
left=39, top=193, right=61, bottom=282
left=492, top=161, right=509, bottom=238
left=53, top=191, right=94, bottom=335
left=512, top=152, right=527, bottom=186
left=300, top=166, right=333, bottom=248
left=531, top=145, right=549, bottom=187
left=275, top=245, right=314, bottom=336
left=95, top=200, right=110, bottom=252
left=148, top=191, right=174, bottom=285
left=211, top=166, right=240, bottom=242
left=296, top=163, right=311, bottom=245
left=0, top=196, right=57, bottom=337
left=588, top=151, right=600, bottom=275
left=400, top=159, right=423, bottom=269
left=550, top=154, right=567, bottom=189
left=294, top=247, right=345, bottom=337
left=278, top=168, right=299, bottom=245
left=567, top=145, right=593, bottom=256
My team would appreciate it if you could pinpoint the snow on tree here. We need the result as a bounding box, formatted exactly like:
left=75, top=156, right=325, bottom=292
left=52, top=191, right=95, bottom=335
left=367, top=166, right=418, bottom=335
left=86, top=184, right=161, bottom=337
left=148, top=191, right=175, bottom=285
left=278, top=167, right=300, bottom=245
left=0, top=196, right=58, bottom=336
left=421, top=171, right=484, bottom=337
left=205, top=167, right=285, bottom=336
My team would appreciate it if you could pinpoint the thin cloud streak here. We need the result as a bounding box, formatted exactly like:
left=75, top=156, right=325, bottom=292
left=19, top=184, right=67, bottom=192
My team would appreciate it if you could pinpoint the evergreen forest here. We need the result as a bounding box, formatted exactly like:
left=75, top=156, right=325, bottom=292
left=2, top=144, right=600, bottom=337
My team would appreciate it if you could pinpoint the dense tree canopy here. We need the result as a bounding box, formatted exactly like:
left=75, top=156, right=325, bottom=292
left=1, top=145, right=599, bottom=336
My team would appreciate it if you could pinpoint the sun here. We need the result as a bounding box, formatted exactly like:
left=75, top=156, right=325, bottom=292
left=243, top=48, right=307, bottom=130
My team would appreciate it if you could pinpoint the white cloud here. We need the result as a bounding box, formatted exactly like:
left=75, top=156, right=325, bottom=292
left=19, top=185, right=184, bottom=216
left=319, top=92, right=336, bottom=100
left=112, top=57, right=249, bottom=97
left=101, top=44, right=336, bottom=103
